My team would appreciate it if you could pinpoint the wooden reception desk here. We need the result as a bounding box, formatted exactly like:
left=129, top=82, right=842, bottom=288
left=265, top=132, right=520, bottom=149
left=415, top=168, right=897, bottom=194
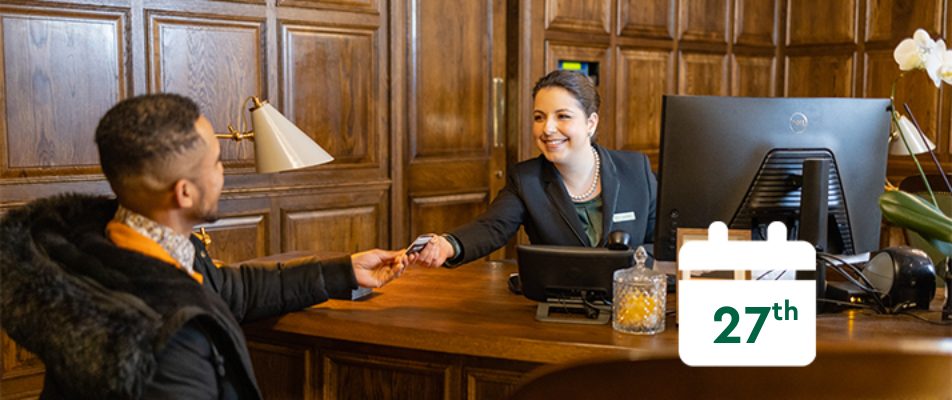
left=242, top=260, right=952, bottom=400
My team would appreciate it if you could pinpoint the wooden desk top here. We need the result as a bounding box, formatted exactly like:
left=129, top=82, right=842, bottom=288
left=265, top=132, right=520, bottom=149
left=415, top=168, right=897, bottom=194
left=244, top=261, right=952, bottom=365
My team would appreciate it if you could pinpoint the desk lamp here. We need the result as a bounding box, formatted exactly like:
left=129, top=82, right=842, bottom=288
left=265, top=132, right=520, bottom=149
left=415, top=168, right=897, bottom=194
left=889, top=114, right=935, bottom=156
left=217, top=96, right=334, bottom=173
left=196, top=96, right=334, bottom=247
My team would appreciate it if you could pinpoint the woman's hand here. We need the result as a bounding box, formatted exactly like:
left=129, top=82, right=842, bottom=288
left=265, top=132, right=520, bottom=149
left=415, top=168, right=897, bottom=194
left=408, top=234, right=455, bottom=268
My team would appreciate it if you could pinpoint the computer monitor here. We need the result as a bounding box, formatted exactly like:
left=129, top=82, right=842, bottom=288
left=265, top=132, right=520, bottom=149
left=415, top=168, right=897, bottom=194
left=654, top=96, right=891, bottom=261
left=517, top=245, right=634, bottom=323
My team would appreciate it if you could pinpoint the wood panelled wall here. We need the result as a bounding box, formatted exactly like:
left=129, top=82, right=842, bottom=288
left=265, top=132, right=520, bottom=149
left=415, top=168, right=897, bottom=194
left=514, top=0, right=952, bottom=184
left=2, top=0, right=951, bottom=398
left=0, top=0, right=392, bottom=397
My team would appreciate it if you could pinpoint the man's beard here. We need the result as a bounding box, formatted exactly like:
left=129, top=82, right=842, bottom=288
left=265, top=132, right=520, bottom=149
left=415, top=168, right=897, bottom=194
left=201, top=211, right=220, bottom=224
left=192, top=186, right=220, bottom=224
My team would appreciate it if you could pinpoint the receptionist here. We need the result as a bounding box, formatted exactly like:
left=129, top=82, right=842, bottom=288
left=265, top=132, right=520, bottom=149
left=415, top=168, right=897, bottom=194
left=410, top=70, right=657, bottom=268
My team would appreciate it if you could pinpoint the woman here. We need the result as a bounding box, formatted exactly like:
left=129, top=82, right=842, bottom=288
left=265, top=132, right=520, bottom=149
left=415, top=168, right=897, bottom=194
left=412, top=70, right=656, bottom=268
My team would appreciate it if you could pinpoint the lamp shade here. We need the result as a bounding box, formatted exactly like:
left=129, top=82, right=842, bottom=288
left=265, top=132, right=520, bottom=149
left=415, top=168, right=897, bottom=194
left=890, top=115, right=936, bottom=155
left=250, top=102, right=334, bottom=173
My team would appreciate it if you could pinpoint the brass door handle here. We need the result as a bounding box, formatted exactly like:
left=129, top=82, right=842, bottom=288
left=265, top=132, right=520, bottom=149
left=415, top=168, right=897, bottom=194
left=492, top=77, right=504, bottom=148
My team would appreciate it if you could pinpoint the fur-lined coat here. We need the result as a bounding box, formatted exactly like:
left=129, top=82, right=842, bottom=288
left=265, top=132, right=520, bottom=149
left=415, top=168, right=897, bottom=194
left=0, top=194, right=357, bottom=399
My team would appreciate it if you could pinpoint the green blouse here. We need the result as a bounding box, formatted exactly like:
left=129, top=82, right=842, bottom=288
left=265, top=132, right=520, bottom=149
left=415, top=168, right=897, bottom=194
left=574, top=195, right=603, bottom=246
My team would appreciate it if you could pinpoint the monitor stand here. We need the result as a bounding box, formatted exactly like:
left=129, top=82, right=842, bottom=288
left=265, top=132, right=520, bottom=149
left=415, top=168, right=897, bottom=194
left=536, top=298, right=610, bottom=324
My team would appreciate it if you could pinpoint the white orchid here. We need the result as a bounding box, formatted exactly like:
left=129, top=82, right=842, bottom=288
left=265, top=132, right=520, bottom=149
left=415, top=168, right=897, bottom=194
left=940, top=50, right=952, bottom=85
left=885, top=29, right=952, bottom=253
left=893, top=29, right=946, bottom=87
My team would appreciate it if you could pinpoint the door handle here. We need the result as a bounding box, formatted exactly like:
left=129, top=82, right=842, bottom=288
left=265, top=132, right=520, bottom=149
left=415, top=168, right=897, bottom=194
left=492, top=77, right=505, bottom=148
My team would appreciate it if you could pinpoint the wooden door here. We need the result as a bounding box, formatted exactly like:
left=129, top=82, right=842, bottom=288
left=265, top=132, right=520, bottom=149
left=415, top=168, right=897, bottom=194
left=397, top=0, right=509, bottom=258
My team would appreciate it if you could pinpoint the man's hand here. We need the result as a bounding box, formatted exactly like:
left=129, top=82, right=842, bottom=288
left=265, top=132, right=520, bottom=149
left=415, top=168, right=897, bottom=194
left=407, top=234, right=455, bottom=268
left=350, top=249, right=407, bottom=288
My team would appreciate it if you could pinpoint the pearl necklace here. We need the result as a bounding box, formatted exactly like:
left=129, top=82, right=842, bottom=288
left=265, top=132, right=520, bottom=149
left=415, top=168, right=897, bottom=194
left=569, top=147, right=600, bottom=201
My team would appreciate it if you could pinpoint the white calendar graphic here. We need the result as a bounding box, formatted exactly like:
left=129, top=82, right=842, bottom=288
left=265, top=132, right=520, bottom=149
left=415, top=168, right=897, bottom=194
left=678, top=222, right=816, bottom=366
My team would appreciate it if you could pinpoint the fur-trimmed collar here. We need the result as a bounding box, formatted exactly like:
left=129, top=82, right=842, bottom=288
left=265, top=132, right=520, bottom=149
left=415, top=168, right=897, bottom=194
left=0, top=193, right=220, bottom=399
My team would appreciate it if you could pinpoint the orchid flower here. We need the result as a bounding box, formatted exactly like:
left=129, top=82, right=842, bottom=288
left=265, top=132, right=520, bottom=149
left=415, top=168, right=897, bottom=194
left=893, top=29, right=946, bottom=87
left=940, top=50, right=952, bottom=85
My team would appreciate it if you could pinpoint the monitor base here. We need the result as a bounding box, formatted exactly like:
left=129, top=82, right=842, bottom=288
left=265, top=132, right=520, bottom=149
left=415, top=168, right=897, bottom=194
left=535, top=300, right=610, bottom=324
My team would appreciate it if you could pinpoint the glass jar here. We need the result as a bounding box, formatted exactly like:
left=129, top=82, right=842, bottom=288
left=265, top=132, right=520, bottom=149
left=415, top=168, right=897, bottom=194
left=613, top=246, right=667, bottom=335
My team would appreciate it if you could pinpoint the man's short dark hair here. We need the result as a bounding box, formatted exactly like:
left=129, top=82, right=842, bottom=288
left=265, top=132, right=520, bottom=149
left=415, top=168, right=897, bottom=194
left=95, top=93, right=202, bottom=187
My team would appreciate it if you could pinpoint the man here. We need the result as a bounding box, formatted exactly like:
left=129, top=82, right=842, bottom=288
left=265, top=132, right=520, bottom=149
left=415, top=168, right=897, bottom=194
left=0, top=94, right=405, bottom=399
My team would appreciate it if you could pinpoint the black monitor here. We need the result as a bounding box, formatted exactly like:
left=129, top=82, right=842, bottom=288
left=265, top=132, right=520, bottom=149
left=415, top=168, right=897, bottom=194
left=517, top=245, right=634, bottom=323
left=654, top=96, right=891, bottom=261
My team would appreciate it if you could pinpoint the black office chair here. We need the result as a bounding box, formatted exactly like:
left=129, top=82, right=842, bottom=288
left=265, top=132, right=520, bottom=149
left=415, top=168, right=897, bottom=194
left=509, top=352, right=952, bottom=399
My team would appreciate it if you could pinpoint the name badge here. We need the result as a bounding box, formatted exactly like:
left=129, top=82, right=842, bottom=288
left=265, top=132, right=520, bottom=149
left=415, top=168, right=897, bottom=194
left=613, top=211, right=636, bottom=223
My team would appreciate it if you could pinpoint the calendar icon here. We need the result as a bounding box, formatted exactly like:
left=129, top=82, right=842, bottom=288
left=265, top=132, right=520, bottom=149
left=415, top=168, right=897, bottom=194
left=678, top=222, right=816, bottom=366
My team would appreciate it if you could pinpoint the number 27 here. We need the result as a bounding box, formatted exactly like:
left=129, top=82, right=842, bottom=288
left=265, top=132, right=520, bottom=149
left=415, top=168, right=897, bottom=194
left=713, top=306, right=770, bottom=344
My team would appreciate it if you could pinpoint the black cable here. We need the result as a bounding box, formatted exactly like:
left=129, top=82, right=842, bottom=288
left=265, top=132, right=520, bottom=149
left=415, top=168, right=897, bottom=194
left=817, top=298, right=875, bottom=310
left=812, top=253, right=947, bottom=324
left=817, top=257, right=871, bottom=291
left=755, top=270, right=775, bottom=280
left=898, top=310, right=952, bottom=325
left=816, top=257, right=889, bottom=313
left=819, top=253, right=877, bottom=291
left=826, top=263, right=877, bottom=293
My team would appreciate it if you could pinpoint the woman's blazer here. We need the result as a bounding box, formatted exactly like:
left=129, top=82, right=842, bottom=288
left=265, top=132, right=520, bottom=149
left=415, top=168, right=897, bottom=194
left=450, top=145, right=657, bottom=265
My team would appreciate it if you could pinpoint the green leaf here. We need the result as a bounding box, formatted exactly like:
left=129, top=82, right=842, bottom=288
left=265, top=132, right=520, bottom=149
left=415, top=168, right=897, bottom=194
left=879, top=190, right=952, bottom=244
left=927, top=238, right=952, bottom=258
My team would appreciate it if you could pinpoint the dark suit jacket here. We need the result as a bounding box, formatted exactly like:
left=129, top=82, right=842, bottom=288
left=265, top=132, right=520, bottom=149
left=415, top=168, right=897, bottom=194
left=450, top=145, right=657, bottom=265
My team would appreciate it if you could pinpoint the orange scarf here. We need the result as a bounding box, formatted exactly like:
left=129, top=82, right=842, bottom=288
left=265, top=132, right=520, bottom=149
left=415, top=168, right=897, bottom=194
left=106, top=221, right=204, bottom=284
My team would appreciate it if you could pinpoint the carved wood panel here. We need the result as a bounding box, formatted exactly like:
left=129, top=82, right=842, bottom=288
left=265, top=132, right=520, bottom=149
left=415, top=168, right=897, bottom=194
left=409, top=193, right=487, bottom=238
left=410, top=0, right=491, bottom=159
left=786, top=0, right=857, bottom=45
left=247, top=341, right=312, bottom=400
left=731, top=55, right=775, bottom=97
left=545, top=0, right=611, bottom=34
left=785, top=53, right=855, bottom=97
left=679, top=0, right=729, bottom=43
left=323, top=351, right=453, bottom=400
left=677, top=52, right=728, bottom=95
left=864, top=50, right=940, bottom=142
left=0, top=7, right=126, bottom=178
left=618, top=0, right=673, bottom=38
left=866, top=0, right=942, bottom=43
left=148, top=14, right=264, bottom=164
left=616, top=48, right=671, bottom=154
left=283, top=206, right=379, bottom=253
left=197, top=214, right=269, bottom=264
left=734, top=0, right=777, bottom=46
left=279, top=190, right=387, bottom=253
left=281, top=24, right=377, bottom=166
left=465, top=367, right=523, bottom=400
left=277, top=0, right=379, bottom=14
left=407, top=159, right=489, bottom=194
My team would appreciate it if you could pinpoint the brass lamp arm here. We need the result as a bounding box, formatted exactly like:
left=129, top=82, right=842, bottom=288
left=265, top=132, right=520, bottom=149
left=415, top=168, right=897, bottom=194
left=217, top=125, right=255, bottom=141
left=216, top=96, right=266, bottom=142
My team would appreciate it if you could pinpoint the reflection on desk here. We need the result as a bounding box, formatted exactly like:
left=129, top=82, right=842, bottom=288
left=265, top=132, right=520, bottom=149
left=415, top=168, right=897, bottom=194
left=242, top=260, right=952, bottom=400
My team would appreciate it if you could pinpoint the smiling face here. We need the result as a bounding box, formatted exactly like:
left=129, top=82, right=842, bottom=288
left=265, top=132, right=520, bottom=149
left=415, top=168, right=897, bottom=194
left=532, top=86, right=599, bottom=166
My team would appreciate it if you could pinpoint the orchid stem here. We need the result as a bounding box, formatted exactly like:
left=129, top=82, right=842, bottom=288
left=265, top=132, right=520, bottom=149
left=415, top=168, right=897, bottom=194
left=890, top=78, right=939, bottom=207
left=903, top=103, right=952, bottom=193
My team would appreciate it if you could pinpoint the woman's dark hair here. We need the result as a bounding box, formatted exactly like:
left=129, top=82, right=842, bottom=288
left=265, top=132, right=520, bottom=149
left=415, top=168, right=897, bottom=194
left=531, top=70, right=600, bottom=116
